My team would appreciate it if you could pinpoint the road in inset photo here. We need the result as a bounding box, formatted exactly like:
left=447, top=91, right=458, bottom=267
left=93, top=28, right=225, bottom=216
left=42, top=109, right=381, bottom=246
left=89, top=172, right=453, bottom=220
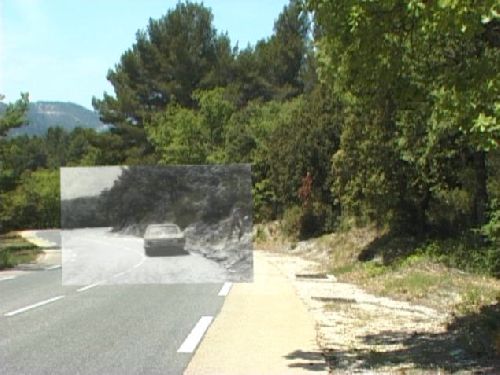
left=62, top=228, right=230, bottom=285
left=60, top=165, right=253, bottom=285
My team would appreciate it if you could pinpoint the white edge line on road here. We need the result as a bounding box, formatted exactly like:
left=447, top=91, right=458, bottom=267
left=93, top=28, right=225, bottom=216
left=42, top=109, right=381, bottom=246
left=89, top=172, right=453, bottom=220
left=77, top=282, right=101, bottom=292
left=132, top=258, right=145, bottom=269
left=4, top=295, right=65, bottom=317
left=218, top=282, right=232, bottom=296
left=45, top=265, right=62, bottom=270
left=177, top=316, right=213, bottom=353
left=0, top=276, right=16, bottom=282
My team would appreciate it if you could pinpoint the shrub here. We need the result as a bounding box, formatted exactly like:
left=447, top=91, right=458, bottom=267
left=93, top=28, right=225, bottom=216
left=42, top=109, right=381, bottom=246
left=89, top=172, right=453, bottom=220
left=426, top=187, right=473, bottom=234
left=418, top=237, right=500, bottom=277
left=281, top=205, right=302, bottom=239
left=281, top=202, right=338, bottom=240
left=482, top=200, right=500, bottom=244
left=0, top=249, right=16, bottom=269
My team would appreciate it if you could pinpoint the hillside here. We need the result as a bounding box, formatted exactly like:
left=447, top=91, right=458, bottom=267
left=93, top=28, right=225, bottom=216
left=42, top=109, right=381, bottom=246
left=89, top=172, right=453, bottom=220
left=0, top=101, right=110, bottom=136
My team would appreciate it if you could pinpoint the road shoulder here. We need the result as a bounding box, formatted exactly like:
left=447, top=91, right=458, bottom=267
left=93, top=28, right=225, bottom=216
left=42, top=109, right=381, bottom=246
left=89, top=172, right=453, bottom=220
left=15, top=230, right=60, bottom=269
left=184, top=250, right=328, bottom=375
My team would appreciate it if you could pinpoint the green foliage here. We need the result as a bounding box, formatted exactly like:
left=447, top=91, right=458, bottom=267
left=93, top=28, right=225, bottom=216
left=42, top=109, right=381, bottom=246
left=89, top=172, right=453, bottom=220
left=95, top=1, right=232, bottom=115
left=0, top=233, right=41, bottom=269
left=482, top=199, right=500, bottom=243
left=266, top=86, right=340, bottom=213
left=226, top=0, right=312, bottom=105
left=281, top=201, right=336, bottom=240
left=147, top=103, right=206, bottom=164
left=281, top=205, right=303, bottom=239
left=253, top=178, right=277, bottom=222
left=0, top=93, right=29, bottom=137
left=224, top=98, right=303, bottom=220
left=417, top=238, right=499, bottom=277
left=309, top=0, right=500, bottom=236
left=2, top=0, right=498, bottom=282
left=258, top=0, right=311, bottom=97
left=0, top=169, right=60, bottom=231
left=0, top=249, right=15, bottom=269
left=145, top=88, right=236, bottom=164
left=92, top=1, right=234, bottom=156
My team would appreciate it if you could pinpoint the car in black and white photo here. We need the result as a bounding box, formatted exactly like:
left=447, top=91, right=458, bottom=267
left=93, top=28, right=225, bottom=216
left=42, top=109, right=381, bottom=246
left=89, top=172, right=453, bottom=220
left=144, top=223, right=187, bottom=256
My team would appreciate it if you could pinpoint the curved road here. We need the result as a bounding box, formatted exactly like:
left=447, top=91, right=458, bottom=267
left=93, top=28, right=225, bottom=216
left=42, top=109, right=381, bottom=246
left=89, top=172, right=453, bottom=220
left=0, top=229, right=231, bottom=375
left=62, top=227, right=229, bottom=285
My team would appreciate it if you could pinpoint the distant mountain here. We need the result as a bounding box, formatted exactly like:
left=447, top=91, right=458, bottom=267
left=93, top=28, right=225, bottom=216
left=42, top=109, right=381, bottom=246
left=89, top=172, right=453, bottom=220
left=0, top=101, right=111, bottom=137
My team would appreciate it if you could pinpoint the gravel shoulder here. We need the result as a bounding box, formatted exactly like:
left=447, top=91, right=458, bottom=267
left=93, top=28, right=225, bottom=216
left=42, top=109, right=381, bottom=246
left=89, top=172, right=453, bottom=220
left=262, top=247, right=499, bottom=374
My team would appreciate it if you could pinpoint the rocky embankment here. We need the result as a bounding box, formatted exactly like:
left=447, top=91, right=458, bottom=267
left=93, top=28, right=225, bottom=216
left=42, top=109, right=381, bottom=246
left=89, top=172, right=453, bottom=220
left=119, top=214, right=253, bottom=282
left=184, top=216, right=253, bottom=281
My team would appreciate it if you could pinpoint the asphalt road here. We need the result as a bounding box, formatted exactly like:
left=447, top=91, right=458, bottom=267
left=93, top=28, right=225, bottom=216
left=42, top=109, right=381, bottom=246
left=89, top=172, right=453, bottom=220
left=34, top=229, right=61, bottom=247
left=62, top=227, right=229, bottom=285
left=0, top=230, right=229, bottom=375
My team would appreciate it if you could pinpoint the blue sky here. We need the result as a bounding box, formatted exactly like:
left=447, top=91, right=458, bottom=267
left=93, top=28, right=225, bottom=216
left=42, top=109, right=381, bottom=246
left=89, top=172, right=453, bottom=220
left=1, top=0, right=289, bottom=109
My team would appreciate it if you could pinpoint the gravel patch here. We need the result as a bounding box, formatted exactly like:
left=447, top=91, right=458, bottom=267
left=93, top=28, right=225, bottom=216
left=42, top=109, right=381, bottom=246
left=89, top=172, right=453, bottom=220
left=260, top=250, right=488, bottom=374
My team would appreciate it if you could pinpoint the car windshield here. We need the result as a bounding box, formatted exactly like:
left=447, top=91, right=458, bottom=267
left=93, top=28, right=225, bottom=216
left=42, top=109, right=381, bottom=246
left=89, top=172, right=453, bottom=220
left=146, top=225, right=179, bottom=236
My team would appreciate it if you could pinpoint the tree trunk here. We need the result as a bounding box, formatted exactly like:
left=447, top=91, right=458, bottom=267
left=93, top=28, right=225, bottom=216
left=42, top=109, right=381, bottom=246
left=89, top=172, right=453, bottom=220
left=473, top=151, right=488, bottom=226
left=416, top=191, right=430, bottom=238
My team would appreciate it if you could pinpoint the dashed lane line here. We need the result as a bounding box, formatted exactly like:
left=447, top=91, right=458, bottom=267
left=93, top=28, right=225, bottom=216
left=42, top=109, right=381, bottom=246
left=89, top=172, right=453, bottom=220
left=177, top=316, right=214, bottom=353
left=76, top=282, right=102, bottom=292
left=0, top=276, right=16, bottom=282
left=218, top=282, right=232, bottom=296
left=4, top=295, right=65, bottom=317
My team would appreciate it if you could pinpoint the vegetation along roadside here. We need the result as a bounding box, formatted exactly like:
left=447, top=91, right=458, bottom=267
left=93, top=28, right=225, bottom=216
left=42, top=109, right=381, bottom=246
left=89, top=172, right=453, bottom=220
left=1, top=0, right=498, bottom=369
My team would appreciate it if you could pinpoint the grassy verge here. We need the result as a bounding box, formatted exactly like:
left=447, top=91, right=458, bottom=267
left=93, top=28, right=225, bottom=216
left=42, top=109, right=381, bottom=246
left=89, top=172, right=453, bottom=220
left=0, top=232, right=42, bottom=269
left=325, top=228, right=500, bottom=358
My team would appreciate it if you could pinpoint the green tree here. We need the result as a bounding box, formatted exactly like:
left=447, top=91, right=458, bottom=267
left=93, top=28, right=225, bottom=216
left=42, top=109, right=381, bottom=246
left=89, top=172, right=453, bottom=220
left=224, top=99, right=302, bottom=220
left=44, top=127, right=69, bottom=168
left=145, top=88, right=236, bottom=164
left=309, top=0, right=499, bottom=232
left=265, top=0, right=311, bottom=96
left=92, top=2, right=234, bottom=159
left=226, top=0, right=313, bottom=105
left=0, top=169, right=60, bottom=230
left=266, top=86, right=340, bottom=221
left=0, top=93, right=29, bottom=137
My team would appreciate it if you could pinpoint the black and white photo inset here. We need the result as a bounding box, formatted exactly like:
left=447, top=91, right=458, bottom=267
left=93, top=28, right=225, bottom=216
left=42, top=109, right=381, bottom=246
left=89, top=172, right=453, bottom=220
left=60, top=165, right=253, bottom=285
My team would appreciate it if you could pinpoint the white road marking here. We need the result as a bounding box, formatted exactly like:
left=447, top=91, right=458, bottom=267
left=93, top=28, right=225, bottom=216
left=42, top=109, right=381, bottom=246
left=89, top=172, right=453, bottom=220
left=77, top=282, right=101, bottom=292
left=177, top=316, right=213, bottom=353
left=132, top=258, right=145, bottom=269
left=218, top=282, right=232, bottom=296
left=45, top=265, right=61, bottom=270
left=0, top=276, right=16, bottom=282
left=112, top=258, right=145, bottom=278
left=4, top=295, right=65, bottom=317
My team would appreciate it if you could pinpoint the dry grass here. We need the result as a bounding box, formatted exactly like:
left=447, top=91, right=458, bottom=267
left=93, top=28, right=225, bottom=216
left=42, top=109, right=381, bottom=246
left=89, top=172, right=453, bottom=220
left=281, top=225, right=500, bottom=313
left=255, top=221, right=500, bottom=314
